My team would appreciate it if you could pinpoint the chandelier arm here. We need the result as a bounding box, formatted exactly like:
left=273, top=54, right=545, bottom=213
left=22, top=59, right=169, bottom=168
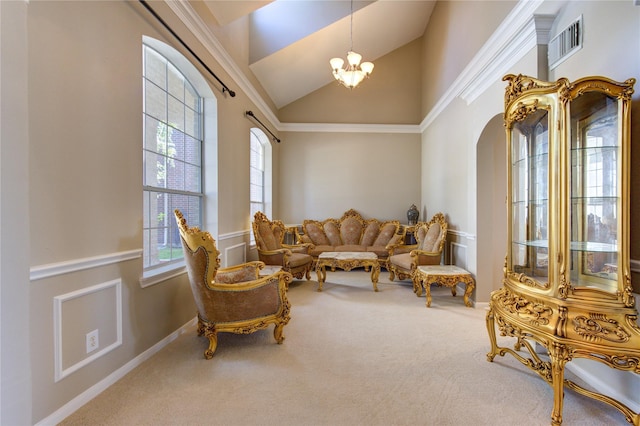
left=328, top=0, right=373, bottom=89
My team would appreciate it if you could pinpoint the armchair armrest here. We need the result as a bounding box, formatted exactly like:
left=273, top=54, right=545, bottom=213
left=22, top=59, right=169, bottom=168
left=409, top=249, right=442, bottom=266
left=216, top=261, right=265, bottom=283
left=283, top=243, right=312, bottom=254
left=256, top=247, right=292, bottom=266
left=388, top=243, right=417, bottom=256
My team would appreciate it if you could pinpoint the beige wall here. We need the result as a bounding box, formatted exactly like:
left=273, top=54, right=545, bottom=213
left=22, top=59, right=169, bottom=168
left=279, top=38, right=423, bottom=124
left=277, top=131, right=421, bottom=224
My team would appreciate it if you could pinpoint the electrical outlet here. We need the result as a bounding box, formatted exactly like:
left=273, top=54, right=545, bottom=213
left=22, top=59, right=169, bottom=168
left=86, top=329, right=99, bottom=354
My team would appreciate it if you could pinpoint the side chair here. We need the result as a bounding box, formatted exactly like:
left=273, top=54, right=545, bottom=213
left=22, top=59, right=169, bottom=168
left=387, top=212, right=448, bottom=294
left=175, top=209, right=292, bottom=359
left=252, top=211, right=313, bottom=281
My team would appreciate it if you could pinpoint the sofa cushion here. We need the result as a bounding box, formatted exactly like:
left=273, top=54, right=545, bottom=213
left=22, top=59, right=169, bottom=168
left=389, top=253, right=413, bottom=270
left=340, top=216, right=363, bottom=244
left=360, top=222, right=379, bottom=246
left=324, top=221, right=342, bottom=246
left=288, top=252, right=313, bottom=268
left=373, top=223, right=398, bottom=247
left=421, top=223, right=442, bottom=251
left=336, top=245, right=366, bottom=252
left=306, top=222, right=330, bottom=245
left=257, top=221, right=280, bottom=251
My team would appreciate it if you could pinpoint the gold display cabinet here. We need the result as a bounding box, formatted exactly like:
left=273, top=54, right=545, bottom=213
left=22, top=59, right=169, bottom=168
left=486, top=75, right=639, bottom=425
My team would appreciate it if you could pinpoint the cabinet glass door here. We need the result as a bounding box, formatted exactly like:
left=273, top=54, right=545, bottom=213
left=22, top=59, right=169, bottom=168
left=570, top=91, right=619, bottom=292
left=511, top=108, right=549, bottom=285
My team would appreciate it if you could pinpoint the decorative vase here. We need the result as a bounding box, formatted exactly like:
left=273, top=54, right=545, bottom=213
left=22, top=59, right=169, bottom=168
left=407, top=204, right=419, bottom=225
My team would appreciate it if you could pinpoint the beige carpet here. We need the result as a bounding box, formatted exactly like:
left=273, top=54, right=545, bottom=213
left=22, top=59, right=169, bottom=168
left=60, top=270, right=627, bottom=425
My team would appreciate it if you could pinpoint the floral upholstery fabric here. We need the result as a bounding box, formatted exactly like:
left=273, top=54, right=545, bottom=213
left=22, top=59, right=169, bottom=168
left=373, top=223, right=398, bottom=246
left=216, top=264, right=260, bottom=283
left=340, top=216, right=363, bottom=245
left=324, top=221, right=342, bottom=246
left=419, top=223, right=442, bottom=251
left=257, top=221, right=280, bottom=251
left=305, top=222, right=330, bottom=245
left=361, top=222, right=380, bottom=246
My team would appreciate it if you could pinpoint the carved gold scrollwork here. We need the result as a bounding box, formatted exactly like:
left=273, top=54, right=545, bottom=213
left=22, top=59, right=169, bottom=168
left=622, top=274, right=635, bottom=307
left=509, top=100, right=539, bottom=123
left=556, top=307, right=568, bottom=338
left=497, top=289, right=553, bottom=326
left=573, top=313, right=631, bottom=343
left=621, top=78, right=636, bottom=100
left=508, top=271, right=549, bottom=289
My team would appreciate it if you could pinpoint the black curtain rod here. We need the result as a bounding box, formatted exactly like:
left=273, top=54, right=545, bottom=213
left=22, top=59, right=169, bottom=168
left=245, top=111, right=281, bottom=143
left=139, top=0, right=236, bottom=98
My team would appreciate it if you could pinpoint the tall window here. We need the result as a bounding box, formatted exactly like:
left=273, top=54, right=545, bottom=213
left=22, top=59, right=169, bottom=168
left=143, top=45, right=203, bottom=272
left=249, top=128, right=272, bottom=245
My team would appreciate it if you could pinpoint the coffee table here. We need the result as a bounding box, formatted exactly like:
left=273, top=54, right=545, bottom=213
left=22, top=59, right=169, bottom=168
left=415, top=265, right=475, bottom=307
left=316, top=252, right=380, bottom=292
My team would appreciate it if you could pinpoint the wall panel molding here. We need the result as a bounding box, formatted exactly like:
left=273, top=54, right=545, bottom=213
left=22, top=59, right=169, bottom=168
left=224, top=243, right=247, bottom=267
left=53, top=279, right=123, bottom=382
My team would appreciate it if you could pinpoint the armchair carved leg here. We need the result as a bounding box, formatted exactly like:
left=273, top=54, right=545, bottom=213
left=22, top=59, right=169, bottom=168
left=389, top=268, right=395, bottom=281
left=273, top=323, right=286, bottom=344
left=198, top=316, right=218, bottom=359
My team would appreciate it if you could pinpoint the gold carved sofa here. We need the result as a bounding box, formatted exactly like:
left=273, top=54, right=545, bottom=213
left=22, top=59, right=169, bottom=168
left=297, top=209, right=403, bottom=268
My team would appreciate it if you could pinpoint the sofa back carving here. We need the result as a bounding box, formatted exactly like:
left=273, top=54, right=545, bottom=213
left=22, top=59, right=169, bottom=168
left=301, top=209, right=400, bottom=250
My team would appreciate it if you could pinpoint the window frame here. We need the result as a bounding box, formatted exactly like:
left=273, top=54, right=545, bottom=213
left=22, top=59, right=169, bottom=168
left=140, top=37, right=218, bottom=287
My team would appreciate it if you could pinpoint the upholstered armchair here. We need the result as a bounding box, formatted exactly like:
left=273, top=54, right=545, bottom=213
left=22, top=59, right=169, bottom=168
left=252, top=211, right=313, bottom=280
left=175, top=209, right=292, bottom=359
left=387, top=212, right=448, bottom=294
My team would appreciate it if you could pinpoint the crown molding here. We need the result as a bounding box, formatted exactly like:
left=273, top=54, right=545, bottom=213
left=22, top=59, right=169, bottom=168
left=279, top=122, right=421, bottom=134
left=421, top=0, right=544, bottom=131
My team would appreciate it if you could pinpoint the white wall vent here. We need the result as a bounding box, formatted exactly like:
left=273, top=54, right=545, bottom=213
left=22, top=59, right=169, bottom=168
left=548, top=16, right=583, bottom=70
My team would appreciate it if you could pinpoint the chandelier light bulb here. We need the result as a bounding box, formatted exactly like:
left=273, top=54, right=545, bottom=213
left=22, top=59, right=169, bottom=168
left=328, top=0, right=373, bottom=89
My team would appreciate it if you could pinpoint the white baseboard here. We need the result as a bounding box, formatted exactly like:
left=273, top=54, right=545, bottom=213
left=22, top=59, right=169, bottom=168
left=36, top=317, right=197, bottom=426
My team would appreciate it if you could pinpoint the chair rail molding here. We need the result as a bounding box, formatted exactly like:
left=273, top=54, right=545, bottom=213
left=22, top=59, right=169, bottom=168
left=30, top=249, right=142, bottom=281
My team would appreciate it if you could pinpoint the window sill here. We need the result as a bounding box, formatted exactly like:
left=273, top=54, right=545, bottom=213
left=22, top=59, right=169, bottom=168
left=140, top=261, right=187, bottom=288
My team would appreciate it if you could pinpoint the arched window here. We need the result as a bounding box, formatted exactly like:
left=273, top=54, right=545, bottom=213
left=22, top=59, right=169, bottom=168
left=141, top=37, right=217, bottom=285
left=250, top=128, right=272, bottom=245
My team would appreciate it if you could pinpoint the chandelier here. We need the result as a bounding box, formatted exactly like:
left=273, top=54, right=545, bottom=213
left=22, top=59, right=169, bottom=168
left=329, top=0, right=374, bottom=89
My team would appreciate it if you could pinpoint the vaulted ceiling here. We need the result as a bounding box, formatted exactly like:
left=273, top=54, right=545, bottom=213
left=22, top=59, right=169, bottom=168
left=199, top=1, right=436, bottom=108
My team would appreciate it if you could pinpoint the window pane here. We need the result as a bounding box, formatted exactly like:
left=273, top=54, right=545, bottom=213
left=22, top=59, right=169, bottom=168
left=168, top=158, right=185, bottom=191
left=185, top=82, right=198, bottom=111
left=250, top=168, right=263, bottom=186
left=185, top=164, right=201, bottom=192
left=167, top=63, right=184, bottom=102
left=185, top=107, right=199, bottom=139
left=168, top=96, right=185, bottom=133
left=144, top=151, right=163, bottom=188
left=144, top=116, right=167, bottom=153
left=184, top=135, right=201, bottom=166
left=144, top=48, right=166, bottom=89
left=144, top=81, right=167, bottom=122
left=250, top=183, right=263, bottom=202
